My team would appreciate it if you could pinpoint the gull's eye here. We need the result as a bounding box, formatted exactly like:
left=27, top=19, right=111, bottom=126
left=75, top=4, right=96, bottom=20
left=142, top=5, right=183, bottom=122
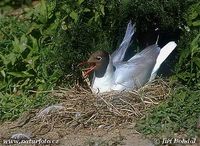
left=96, top=56, right=102, bottom=60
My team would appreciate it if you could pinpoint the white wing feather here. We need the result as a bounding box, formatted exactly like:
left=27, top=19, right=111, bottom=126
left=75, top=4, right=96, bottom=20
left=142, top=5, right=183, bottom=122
left=149, top=41, right=177, bottom=81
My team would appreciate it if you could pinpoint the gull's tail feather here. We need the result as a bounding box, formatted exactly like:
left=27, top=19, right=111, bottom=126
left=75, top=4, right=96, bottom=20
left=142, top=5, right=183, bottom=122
left=149, top=41, right=177, bottom=81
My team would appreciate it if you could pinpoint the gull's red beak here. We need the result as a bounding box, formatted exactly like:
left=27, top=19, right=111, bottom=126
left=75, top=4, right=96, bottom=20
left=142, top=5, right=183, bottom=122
left=78, top=61, right=96, bottom=78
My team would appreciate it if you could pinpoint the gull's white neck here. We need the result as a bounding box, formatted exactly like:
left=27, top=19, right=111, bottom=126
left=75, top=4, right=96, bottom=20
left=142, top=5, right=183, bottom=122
left=91, top=56, right=114, bottom=93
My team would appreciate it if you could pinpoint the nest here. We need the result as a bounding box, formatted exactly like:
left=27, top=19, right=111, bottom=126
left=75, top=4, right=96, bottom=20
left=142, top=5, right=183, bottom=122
left=0, top=79, right=170, bottom=140
left=34, top=79, right=170, bottom=130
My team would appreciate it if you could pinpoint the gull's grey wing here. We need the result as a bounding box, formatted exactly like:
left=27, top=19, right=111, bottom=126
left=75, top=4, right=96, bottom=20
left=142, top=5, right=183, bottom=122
left=111, top=20, right=135, bottom=65
left=128, top=44, right=160, bottom=62
left=112, top=44, right=160, bottom=90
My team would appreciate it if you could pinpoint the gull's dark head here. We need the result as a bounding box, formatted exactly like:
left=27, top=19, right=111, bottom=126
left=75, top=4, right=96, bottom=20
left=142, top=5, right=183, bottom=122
left=79, top=50, right=110, bottom=77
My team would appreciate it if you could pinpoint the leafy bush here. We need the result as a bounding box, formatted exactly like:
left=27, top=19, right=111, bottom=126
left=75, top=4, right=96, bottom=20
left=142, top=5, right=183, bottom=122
left=0, top=2, right=62, bottom=94
left=136, top=2, right=200, bottom=138
left=51, top=0, right=121, bottom=76
left=0, top=1, right=61, bottom=121
left=174, top=2, right=200, bottom=89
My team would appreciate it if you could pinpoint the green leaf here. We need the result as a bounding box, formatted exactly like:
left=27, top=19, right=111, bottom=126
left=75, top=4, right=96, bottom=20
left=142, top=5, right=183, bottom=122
left=70, top=11, right=78, bottom=23
left=8, top=71, right=34, bottom=78
left=43, top=19, right=59, bottom=36
left=188, top=10, right=198, bottom=20
left=179, top=47, right=190, bottom=63
left=192, top=57, right=200, bottom=68
left=0, top=53, right=7, bottom=65
left=20, top=34, right=28, bottom=47
left=6, top=52, right=17, bottom=65
left=78, top=0, right=85, bottom=5
left=190, top=34, right=200, bottom=52
left=47, top=0, right=56, bottom=18
left=20, top=78, right=30, bottom=88
left=192, top=20, right=200, bottom=26
left=29, top=35, right=39, bottom=53
left=12, top=36, right=20, bottom=53
left=100, top=5, right=105, bottom=15
left=94, top=12, right=99, bottom=22
left=35, top=0, right=48, bottom=23
left=24, top=56, right=39, bottom=70
left=12, top=35, right=27, bottom=53
left=0, top=69, right=6, bottom=78
left=83, top=8, right=90, bottom=12
left=27, top=23, right=41, bottom=34
left=0, top=80, right=7, bottom=90
left=176, top=72, right=191, bottom=81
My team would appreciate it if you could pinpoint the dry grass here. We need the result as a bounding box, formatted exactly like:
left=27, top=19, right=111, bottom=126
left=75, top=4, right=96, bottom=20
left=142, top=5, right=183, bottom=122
left=0, top=79, right=171, bottom=140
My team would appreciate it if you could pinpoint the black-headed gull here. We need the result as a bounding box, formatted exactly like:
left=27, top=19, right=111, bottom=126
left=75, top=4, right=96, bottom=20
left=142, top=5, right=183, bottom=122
left=80, top=21, right=177, bottom=93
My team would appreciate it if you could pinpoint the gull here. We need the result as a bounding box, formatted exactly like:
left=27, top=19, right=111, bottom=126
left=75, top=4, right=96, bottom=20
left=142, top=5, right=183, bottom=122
left=79, top=21, right=177, bottom=93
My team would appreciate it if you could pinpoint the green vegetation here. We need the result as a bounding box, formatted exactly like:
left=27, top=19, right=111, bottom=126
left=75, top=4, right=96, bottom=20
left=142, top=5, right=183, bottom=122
left=137, top=87, right=200, bottom=138
left=0, top=1, right=61, bottom=121
left=0, top=0, right=200, bottom=139
left=175, top=2, right=200, bottom=89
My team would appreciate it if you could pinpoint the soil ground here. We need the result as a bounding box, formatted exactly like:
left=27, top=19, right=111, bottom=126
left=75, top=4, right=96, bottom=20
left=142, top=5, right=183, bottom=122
left=0, top=121, right=154, bottom=146
left=1, top=120, right=199, bottom=146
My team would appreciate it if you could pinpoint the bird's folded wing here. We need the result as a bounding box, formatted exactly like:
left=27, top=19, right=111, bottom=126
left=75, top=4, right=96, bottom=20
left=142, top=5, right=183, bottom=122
left=128, top=44, right=160, bottom=62
left=113, top=57, right=157, bottom=89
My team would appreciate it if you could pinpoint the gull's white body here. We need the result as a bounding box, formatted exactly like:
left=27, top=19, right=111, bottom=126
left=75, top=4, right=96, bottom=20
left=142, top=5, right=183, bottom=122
left=92, top=60, right=114, bottom=93
left=91, top=21, right=177, bottom=93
